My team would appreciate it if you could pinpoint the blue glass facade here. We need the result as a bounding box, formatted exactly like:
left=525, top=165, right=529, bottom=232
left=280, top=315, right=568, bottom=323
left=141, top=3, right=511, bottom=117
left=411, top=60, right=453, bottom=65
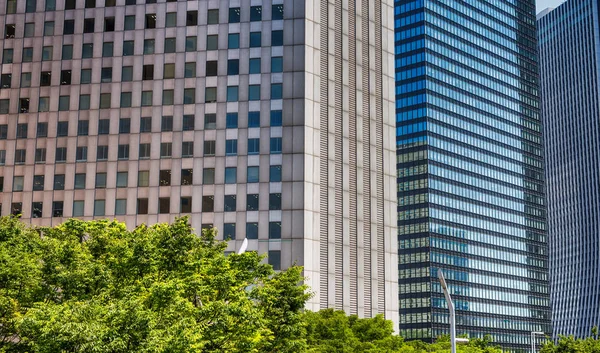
left=395, top=0, right=550, bottom=349
left=538, top=0, right=600, bottom=339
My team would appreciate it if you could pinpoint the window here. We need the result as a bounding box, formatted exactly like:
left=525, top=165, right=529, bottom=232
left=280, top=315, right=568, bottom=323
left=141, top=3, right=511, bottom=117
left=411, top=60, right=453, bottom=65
left=248, top=85, right=261, bottom=101
left=52, top=201, right=63, bottom=218
left=183, top=115, right=195, bottom=131
left=181, top=169, right=193, bottom=185
left=0, top=125, right=6, bottom=139
left=3, top=49, right=13, bottom=64
left=96, top=145, right=108, bottom=160
left=202, top=196, right=214, bottom=212
left=33, top=176, right=45, bottom=191
left=228, top=33, right=240, bottom=49
left=6, top=0, right=16, bottom=13
left=138, top=171, right=149, bottom=187
left=269, top=193, right=282, bottom=210
left=99, top=93, right=111, bottom=109
left=139, top=144, right=150, bottom=159
left=182, top=141, right=194, bottom=157
left=271, top=57, right=283, bottom=73
left=185, top=36, right=197, bottom=52
left=159, top=198, right=170, bottom=214
left=64, top=20, right=75, bottom=34
left=116, top=172, right=128, bottom=188
left=144, top=39, right=155, bottom=54
left=11, top=203, right=22, bottom=216
left=16, top=124, right=28, bottom=139
left=119, top=118, right=130, bottom=134
left=98, top=119, right=109, bottom=134
left=146, top=14, right=156, bottom=29
left=226, top=113, right=238, bottom=129
left=14, top=149, right=26, bottom=164
left=74, top=174, right=86, bottom=189
left=55, top=147, right=67, bottom=162
left=57, top=122, right=68, bottom=137
left=250, top=32, right=261, bottom=48
left=22, top=48, right=33, bottom=62
left=13, top=176, right=24, bottom=191
left=120, top=92, right=132, bottom=108
left=42, top=46, right=53, bottom=61
left=164, top=38, right=176, bottom=53
left=160, top=142, right=172, bottom=158
left=206, top=61, right=218, bottom=76
left=140, top=117, right=152, bottom=132
left=26, top=0, right=36, bottom=12
left=137, top=199, right=148, bottom=214
left=84, top=18, right=95, bottom=33
left=224, top=195, right=236, bottom=212
left=248, top=112, right=260, bottom=127
left=0, top=74, right=10, bottom=88
left=227, top=59, right=239, bottom=75
left=122, top=66, right=133, bottom=81
left=76, top=146, right=87, bottom=161
left=225, top=139, right=238, bottom=155
left=163, top=90, right=174, bottom=105
left=161, top=116, right=173, bottom=131
left=37, top=123, right=48, bottom=138
left=21, top=72, right=31, bottom=87
left=270, top=165, right=282, bottom=182
left=204, top=140, right=216, bottom=156
left=79, top=95, right=91, bottom=110
left=126, top=0, right=135, bottom=4
left=46, top=0, right=56, bottom=10
left=82, top=43, right=94, bottom=58
left=40, top=72, right=51, bottom=87
left=24, top=23, right=35, bottom=38
left=246, top=223, right=259, bottom=239
left=85, top=0, right=95, bottom=8
left=163, top=63, right=175, bottom=79
left=249, top=58, right=261, bottom=74
left=20, top=98, right=30, bottom=113
left=203, top=168, right=215, bottom=184
left=185, top=62, right=196, bottom=77
left=247, top=166, right=259, bottom=183
left=180, top=197, right=192, bottom=213
left=103, top=42, right=114, bottom=57
left=118, top=144, right=129, bottom=160
left=268, top=250, right=281, bottom=270
left=80, top=69, right=92, bottom=83
left=95, top=173, right=107, bottom=188
left=223, top=223, right=236, bottom=240
left=183, top=88, right=195, bottom=104
left=166, top=12, right=177, bottom=27
left=187, top=11, right=198, bottom=26
left=78, top=120, right=89, bottom=136
left=247, top=139, right=260, bottom=155
left=105, top=17, right=115, bottom=32
left=44, top=21, right=55, bottom=36
left=54, top=174, right=65, bottom=190
left=247, top=194, right=259, bottom=211
left=124, top=15, right=135, bottom=30
left=141, top=91, right=153, bottom=106
left=61, top=70, right=72, bottom=85
left=206, top=35, right=218, bottom=50
left=72, top=201, right=85, bottom=217
left=205, top=87, right=217, bottom=103
left=94, top=200, right=105, bottom=217
left=159, top=170, right=171, bottom=186
left=271, top=110, right=283, bottom=126
left=229, top=8, right=240, bottom=23
left=115, top=199, right=127, bottom=215
left=272, top=4, right=284, bottom=20
left=225, top=167, right=237, bottom=184
left=143, top=65, right=154, bottom=80
left=271, top=30, right=283, bottom=46
left=271, top=83, right=283, bottom=99
left=204, top=114, right=216, bottom=129
left=270, top=137, right=282, bottom=154
left=227, top=86, right=239, bottom=102
left=62, top=45, right=73, bottom=59
left=207, top=9, right=219, bottom=24
left=250, top=6, right=262, bottom=21
left=123, top=41, right=134, bottom=56
left=0, top=150, right=5, bottom=165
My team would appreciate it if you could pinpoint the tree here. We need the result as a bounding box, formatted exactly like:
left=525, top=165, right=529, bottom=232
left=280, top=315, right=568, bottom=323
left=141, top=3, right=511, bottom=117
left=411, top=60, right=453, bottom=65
left=0, top=216, right=310, bottom=353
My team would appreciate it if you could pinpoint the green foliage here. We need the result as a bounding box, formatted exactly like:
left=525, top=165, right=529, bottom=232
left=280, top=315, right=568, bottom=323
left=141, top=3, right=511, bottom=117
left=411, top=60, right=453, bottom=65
left=0, top=216, right=310, bottom=353
left=541, top=330, right=600, bottom=353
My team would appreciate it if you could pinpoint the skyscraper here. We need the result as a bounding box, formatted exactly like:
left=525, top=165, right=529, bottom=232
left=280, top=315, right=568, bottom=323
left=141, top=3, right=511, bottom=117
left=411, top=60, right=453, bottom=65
left=395, top=0, right=550, bottom=349
left=539, top=0, right=600, bottom=339
left=0, top=0, right=398, bottom=323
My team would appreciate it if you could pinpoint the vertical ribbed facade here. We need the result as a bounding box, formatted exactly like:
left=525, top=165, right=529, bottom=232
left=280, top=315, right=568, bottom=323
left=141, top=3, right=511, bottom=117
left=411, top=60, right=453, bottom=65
left=539, top=0, right=600, bottom=338
left=395, top=0, right=551, bottom=349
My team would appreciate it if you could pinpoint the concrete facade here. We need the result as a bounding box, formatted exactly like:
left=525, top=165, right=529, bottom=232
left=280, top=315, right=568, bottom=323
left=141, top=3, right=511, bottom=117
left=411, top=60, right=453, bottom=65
left=0, top=0, right=398, bottom=325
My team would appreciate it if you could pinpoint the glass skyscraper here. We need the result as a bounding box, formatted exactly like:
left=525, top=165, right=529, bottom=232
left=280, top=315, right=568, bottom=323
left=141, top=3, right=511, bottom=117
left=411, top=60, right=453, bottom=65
left=538, top=0, right=600, bottom=339
left=395, top=0, right=550, bottom=350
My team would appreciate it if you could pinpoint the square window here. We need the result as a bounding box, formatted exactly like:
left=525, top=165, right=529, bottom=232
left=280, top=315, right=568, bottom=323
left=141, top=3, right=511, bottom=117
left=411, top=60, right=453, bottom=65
left=250, top=32, right=261, bottom=48
left=225, top=139, right=237, bottom=155
left=204, top=114, right=216, bottom=129
left=85, top=0, right=95, bottom=8
left=32, top=202, right=43, bottom=218
left=1, top=73, right=11, bottom=88
left=248, top=139, right=260, bottom=155
left=181, top=197, right=192, bottom=213
left=249, top=58, right=261, bottom=74
left=22, top=48, right=33, bottom=62
left=20, top=98, right=30, bottom=113
left=163, top=63, right=175, bottom=79
left=271, top=30, right=283, bottom=46
left=247, top=166, right=259, bottom=183
left=122, top=66, right=133, bottom=81
left=24, top=23, right=35, bottom=38
left=13, top=176, right=24, bottom=191
left=37, top=123, right=48, bottom=137
left=63, top=20, right=75, bottom=34
left=140, top=117, right=152, bottom=132
left=204, top=140, right=216, bottom=156
left=185, top=36, right=197, bottom=52
left=202, top=196, right=214, bottom=212
left=246, top=222, right=259, bottom=239
left=272, top=4, right=284, bottom=20
left=80, top=69, right=92, bottom=83
left=225, top=167, right=237, bottom=184
left=141, top=91, right=153, bottom=106
left=164, top=38, right=176, bottom=53
left=137, top=199, right=148, bottom=214
left=271, top=57, right=283, bottom=73
left=57, top=122, right=68, bottom=137
left=61, top=70, right=72, bottom=85
left=226, top=113, right=238, bottom=128
left=0, top=125, right=7, bottom=138
left=84, top=18, right=95, bottom=33
left=94, top=200, right=105, bottom=217
left=160, top=142, right=172, bottom=158
left=162, top=90, right=175, bottom=105
left=52, top=201, right=63, bottom=217
left=250, top=6, right=262, bottom=21
left=14, top=149, right=26, bottom=164
left=271, top=83, right=283, bottom=99
left=21, top=72, right=31, bottom=87
left=102, top=42, right=114, bottom=57
left=2, top=48, right=13, bottom=64
left=228, top=33, right=240, bottom=49
left=138, top=171, right=149, bottom=186
left=115, top=199, right=127, bottom=215
left=139, top=144, right=151, bottom=159
left=16, top=124, right=27, bottom=139
left=105, top=0, right=115, bottom=6
left=0, top=150, right=5, bottom=164
left=120, top=92, right=132, bottom=107
left=206, top=35, right=218, bottom=50
left=123, top=40, right=134, bottom=56
left=99, top=93, right=111, bottom=109
left=78, top=120, right=89, bottom=136
left=98, top=119, right=109, bottom=134
left=270, top=110, right=283, bottom=126
left=119, top=118, right=130, bottom=133
left=223, top=223, right=236, bottom=240
left=76, top=146, right=87, bottom=161
left=96, top=145, right=108, bottom=160
left=205, top=87, right=217, bottom=103
left=270, top=165, right=282, bottom=182
left=227, top=59, right=239, bottom=75
left=183, top=115, right=195, bottom=131
left=146, top=14, right=156, bottom=29
left=227, top=86, right=239, bottom=102
left=116, top=172, right=128, bottom=188
left=42, top=46, right=53, bottom=61
left=229, top=8, right=240, bottom=23
left=207, top=9, right=219, bottom=24
left=73, top=201, right=85, bottom=217
left=268, top=250, right=281, bottom=270
left=6, top=0, right=16, bottom=13
left=206, top=61, right=218, bottom=76
left=62, top=45, right=73, bottom=59
left=224, top=195, right=236, bottom=212
left=55, top=147, right=67, bottom=162
left=54, top=174, right=65, bottom=190
left=166, top=12, right=177, bottom=27
left=185, top=62, right=196, bottom=77
left=104, top=17, right=115, bottom=32
left=269, top=193, right=282, bottom=210
left=124, top=15, right=135, bottom=30
left=38, top=97, right=50, bottom=112
left=203, top=168, right=215, bottom=184
left=11, top=203, right=22, bottom=216
left=118, top=144, right=129, bottom=159
left=248, top=85, right=261, bottom=101
left=26, top=0, right=37, bottom=12
left=40, top=71, right=51, bottom=86
left=248, top=111, right=260, bottom=127
left=270, top=137, right=282, bottom=154
left=159, top=170, right=171, bottom=186
left=144, top=39, right=155, bottom=54
left=143, top=64, right=154, bottom=80
left=161, top=116, right=173, bottom=131
left=181, top=169, right=193, bottom=185
left=182, top=141, right=194, bottom=157
left=33, top=175, right=45, bottom=191
left=82, top=43, right=94, bottom=58
left=186, top=11, right=198, bottom=26
left=44, top=21, right=55, bottom=36
left=184, top=88, right=195, bottom=104
left=95, top=173, right=107, bottom=188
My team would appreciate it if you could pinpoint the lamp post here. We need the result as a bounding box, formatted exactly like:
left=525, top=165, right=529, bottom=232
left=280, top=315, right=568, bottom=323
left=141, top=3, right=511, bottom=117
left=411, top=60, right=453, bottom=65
left=438, top=271, right=457, bottom=353
left=531, top=331, right=545, bottom=353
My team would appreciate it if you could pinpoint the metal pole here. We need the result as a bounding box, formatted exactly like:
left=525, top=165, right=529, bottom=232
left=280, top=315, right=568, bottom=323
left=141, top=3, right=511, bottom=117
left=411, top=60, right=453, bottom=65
left=438, top=271, right=456, bottom=353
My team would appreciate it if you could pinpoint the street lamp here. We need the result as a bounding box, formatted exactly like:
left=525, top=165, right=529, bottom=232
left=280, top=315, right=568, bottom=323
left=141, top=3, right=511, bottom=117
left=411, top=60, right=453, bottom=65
left=531, top=331, right=545, bottom=353
left=438, top=270, right=460, bottom=353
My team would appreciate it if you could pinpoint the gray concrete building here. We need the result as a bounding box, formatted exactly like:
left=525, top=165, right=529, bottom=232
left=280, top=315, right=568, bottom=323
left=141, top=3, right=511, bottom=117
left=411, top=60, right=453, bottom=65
left=0, top=0, right=398, bottom=323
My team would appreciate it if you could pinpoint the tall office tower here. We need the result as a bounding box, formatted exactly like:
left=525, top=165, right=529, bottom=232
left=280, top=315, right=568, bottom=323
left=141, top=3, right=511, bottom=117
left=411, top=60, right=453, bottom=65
left=0, top=0, right=398, bottom=322
left=539, top=0, right=600, bottom=339
left=395, top=0, right=550, bottom=349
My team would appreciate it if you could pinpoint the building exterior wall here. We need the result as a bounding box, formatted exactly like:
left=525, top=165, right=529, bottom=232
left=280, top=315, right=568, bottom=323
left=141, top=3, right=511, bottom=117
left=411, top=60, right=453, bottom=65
left=0, top=0, right=398, bottom=326
left=395, top=0, right=550, bottom=349
left=539, top=0, right=600, bottom=338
